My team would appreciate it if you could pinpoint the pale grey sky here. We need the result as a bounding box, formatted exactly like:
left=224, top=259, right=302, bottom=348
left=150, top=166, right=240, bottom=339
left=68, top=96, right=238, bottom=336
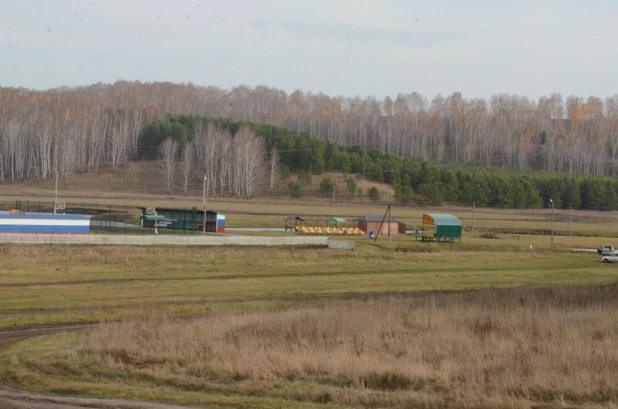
left=1, top=0, right=617, bottom=99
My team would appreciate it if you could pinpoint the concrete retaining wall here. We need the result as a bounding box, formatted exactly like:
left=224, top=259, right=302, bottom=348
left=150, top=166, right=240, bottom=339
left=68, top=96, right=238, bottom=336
left=328, top=240, right=355, bottom=250
left=0, top=234, right=329, bottom=247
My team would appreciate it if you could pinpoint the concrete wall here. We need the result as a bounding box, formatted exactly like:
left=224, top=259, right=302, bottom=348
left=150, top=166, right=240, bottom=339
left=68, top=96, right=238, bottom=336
left=0, top=212, right=90, bottom=233
left=0, top=234, right=329, bottom=247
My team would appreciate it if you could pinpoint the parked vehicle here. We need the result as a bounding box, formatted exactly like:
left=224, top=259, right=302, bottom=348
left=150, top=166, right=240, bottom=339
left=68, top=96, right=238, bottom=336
left=602, top=255, right=618, bottom=263
left=597, top=245, right=617, bottom=255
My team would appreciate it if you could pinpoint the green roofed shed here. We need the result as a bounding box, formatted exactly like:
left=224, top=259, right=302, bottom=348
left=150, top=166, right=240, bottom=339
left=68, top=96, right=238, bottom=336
left=326, top=217, right=346, bottom=226
left=421, top=214, right=462, bottom=242
left=140, top=215, right=166, bottom=221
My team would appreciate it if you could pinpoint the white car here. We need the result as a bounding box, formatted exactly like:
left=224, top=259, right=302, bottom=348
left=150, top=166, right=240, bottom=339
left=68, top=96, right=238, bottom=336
left=602, top=255, right=618, bottom=263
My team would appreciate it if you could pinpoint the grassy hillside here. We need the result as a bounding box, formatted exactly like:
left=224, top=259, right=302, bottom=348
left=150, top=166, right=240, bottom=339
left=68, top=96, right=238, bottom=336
left=0, top=161, right=393, bottom=204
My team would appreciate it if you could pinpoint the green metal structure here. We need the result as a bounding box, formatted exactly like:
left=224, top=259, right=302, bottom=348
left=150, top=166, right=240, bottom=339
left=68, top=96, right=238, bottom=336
left=139, top=215, right=166, bottom=222
left=421, top=214, right=462, bottom=242
left=326, top=217, right=346, bottom=226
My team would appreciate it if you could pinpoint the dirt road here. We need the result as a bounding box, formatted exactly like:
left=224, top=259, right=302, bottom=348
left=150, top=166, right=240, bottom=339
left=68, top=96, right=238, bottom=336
left=0, top=324, right=211, bottom=409
left=0, top=387, right=212, bottom=409
left=0, top=323, right=95, bottom=344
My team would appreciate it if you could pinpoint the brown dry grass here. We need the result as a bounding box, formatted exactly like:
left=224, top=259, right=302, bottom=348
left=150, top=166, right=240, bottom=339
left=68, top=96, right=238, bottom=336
left=46, top=286, right=618, bottom=408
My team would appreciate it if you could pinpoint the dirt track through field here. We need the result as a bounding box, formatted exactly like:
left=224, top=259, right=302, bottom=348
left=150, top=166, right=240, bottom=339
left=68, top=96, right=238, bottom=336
left=0, top=388, right=212, bottom=409
left=0, top=324, right=212, bottom=409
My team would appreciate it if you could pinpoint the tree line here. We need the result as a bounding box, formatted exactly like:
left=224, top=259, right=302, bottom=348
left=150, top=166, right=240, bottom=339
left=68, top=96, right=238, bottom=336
left=0, top=87, right=159, bottom=185
left=2, top=83, right=618, bottom=209
left=4, top=83, right=618, bottom=185
left=143, top=115, right=618, bottom=210
left=152, top=120, right=266, bottom=198
left=72, top=81, right=618, bottom=176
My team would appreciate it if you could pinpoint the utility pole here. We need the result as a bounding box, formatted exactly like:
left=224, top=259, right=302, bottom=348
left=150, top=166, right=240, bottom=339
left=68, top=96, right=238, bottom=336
left=54, top=171, right=58, bottom=214
left=373, top=202, right=391, bottom=243
left=388, top=193, right=392, bottom=246
left=332, top=185, right=336, bottom=205
left=550, top=199, right=554, bottom=248
left=202, top=174, right=207, bottom=234
left=569, top=202, right=572, bottom=237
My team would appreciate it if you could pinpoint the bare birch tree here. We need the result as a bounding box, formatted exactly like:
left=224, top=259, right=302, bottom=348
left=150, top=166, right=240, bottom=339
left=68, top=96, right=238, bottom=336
left=179, top=142, right=193, bottom=195
left=233, top=127, right=266, bottom=198
left=269, top=148, right=280, bottom=189
left=158, top=138, right=178, bottom=195
left=57, top=125, right=79, bottom=187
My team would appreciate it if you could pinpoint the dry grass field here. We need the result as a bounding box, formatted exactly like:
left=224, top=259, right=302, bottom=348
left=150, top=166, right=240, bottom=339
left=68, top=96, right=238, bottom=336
left=2, top=238, right=618, bottom=408
left=1, top=241, right=617, bottom=329
left=3, top=168, right=618, bottom=408
left=5, top=286, right=618, bottom=408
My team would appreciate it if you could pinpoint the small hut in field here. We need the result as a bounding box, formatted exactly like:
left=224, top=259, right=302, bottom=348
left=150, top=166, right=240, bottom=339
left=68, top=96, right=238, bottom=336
left=284, top=215, right=305, bottom=231
left=420, top=214, right=462, bottom=242
left=355, top=215, right=406, bottom=237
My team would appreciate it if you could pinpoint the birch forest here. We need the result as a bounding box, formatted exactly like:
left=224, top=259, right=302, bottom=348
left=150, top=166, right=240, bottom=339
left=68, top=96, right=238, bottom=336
left=1, top=81, right=618, bottom=208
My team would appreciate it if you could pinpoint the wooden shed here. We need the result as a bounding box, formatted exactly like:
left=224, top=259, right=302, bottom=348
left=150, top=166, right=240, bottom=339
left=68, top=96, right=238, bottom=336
left=355, top=215, right=406, bottom=237
left=284, top=215, right=305, bottom=231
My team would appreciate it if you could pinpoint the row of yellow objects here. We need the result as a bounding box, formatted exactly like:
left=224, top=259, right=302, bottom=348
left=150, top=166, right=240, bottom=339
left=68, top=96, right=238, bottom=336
left=296, top=226, right=365, bottom=235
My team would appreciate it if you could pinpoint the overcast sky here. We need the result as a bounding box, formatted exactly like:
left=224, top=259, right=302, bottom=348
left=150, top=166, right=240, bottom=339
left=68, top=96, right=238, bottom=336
left=1, top=0, right=617, bottom=100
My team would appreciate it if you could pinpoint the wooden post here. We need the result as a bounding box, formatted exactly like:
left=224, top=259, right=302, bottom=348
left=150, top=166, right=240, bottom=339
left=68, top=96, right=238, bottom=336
left=569, top=202, right=572, bottom=237
left=54, top=171, right=58, bottom=214
left=202, top=174, right=207, bottom=234
left=388, top=193, right=392, bottom=246
left=373, top=203, right=391, bottom=243
left=550, top=200, right=554, bottom=248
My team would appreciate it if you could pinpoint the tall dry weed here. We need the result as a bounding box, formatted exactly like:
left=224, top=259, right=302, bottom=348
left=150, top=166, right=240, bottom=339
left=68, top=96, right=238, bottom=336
left=76, top=286, right=618, bottom=408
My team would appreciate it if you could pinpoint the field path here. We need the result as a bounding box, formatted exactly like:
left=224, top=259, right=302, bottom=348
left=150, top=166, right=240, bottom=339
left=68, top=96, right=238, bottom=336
left=0, top=324, right=212, bottom=409
left=0, top=387, right=212, bottom=409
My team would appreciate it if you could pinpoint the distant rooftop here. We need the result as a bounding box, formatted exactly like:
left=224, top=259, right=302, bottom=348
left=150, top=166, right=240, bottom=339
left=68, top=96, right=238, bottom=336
left=355, top=215, right=401, bottom=223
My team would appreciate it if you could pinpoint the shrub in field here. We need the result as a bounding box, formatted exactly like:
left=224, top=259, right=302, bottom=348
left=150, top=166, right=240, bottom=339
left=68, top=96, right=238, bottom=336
left=368, top=186, right=380, bottom=203
left=318, top=177, right=334, bottom=196
left=287, top=181, right=305, bottom=199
